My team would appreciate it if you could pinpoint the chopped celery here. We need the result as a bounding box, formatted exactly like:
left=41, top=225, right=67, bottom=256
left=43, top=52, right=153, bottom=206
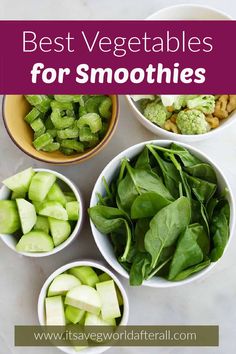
left=47, top=129, right=57, bottom=138
left=99, top=97, right=112, bottom=119
left=78, top=126, right=98, bottom=142
left=34, top=128, right=46, bottom=139
left=51, top=111, right=75, bottom=129
left=30, top=118, right=45, bottom=133
left=84, top=96, right=106, bottom=113
left=54, top=95, right=83, bottom=103
left=77, top=113, right=102, bottom=133
left=42, top=142, right=60, bottom=152
left=51, top=101, right=73, bottom=112
left=79, top=106, right=87, bottom=117
left=60, top=148, right=74, bottom=155
left=57, top=127, right=79, bottom=139
left=33, top=133, right=53, bottom=151
left=61, top=140, right=84, bottom=152
left=24, top=108, right=41, bottom=124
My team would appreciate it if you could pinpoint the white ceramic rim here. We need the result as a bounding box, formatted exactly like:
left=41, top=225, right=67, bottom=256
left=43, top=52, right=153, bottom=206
left=146, top=3, right=232, bottom=20
left=38, top=259, right=129, bottom=354
left=0, top=168, right=84, bottom=257
left=90, top=140, right=236, bottom=288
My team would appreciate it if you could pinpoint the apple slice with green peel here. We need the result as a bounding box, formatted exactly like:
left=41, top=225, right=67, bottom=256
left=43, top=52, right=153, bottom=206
left=98, top=273, right=123, bottom=306
left=28, top=172, right=56, bottom=202
left=48, top=274, right=81, bottom=296
left=48, top=217, right=71, bottom=246
left=85, top=313, right=116, bottom=326
left=33, top=216, right=49, bottom=234
left=65, top=305, right=85, bottom=324
left=68, top=266, right=99, bottom=287
left=3, top=167, right=35, bottom=193
left=0, top=200, right=21, bottom=234
left=66, top=201, right=79, bottom=221
left=16, top=199, right=37, bottom=234
left=65, top=285, right=101, bottom=315
left=45, top=296, right=66, bottom=325
left=96, top=280, right=121, bottom=320
left=16, top=231, right=54, bottom=252
left=47, top=183, right=67, bottom=206
left=39, top=201, right=68, bottom=220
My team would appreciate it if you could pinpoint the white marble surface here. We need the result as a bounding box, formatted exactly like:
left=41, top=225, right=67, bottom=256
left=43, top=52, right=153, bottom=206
left=1, top=1, right=236, bottom=354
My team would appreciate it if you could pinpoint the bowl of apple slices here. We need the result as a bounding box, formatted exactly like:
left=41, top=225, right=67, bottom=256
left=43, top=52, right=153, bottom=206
left=38, top=260, right=129, bottom=354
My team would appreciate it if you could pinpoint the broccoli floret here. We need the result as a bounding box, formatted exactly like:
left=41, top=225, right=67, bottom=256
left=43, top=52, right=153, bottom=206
left=143, top=101, right=171, bottom=127
left=176, top=109, right=210, bottom=135
left=187, top=95, right=215, bottom=114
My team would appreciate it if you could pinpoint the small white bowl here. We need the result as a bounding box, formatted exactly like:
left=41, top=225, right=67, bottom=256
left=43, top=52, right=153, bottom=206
left=126, top=4, right=234, bottom=142
left=0, top=168, right=83, bottom=257
left=38, top=259, right=129, bottom=354
left=90, top=140, right=235, bottom=288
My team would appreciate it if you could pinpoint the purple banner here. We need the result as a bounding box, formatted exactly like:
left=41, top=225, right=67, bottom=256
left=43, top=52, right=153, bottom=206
left=0, top=20, right=235, bottom=93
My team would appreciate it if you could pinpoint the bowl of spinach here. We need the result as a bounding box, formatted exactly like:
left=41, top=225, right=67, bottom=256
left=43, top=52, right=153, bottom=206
left=89, top=141, right=235, bottom=287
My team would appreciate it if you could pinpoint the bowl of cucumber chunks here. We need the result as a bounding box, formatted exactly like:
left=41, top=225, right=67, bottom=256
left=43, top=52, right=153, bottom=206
left=38, top=260, right=129, bottom=354
left=3, top=95, right=118, bottom=164
left=0, top=167, right=83, bottom=256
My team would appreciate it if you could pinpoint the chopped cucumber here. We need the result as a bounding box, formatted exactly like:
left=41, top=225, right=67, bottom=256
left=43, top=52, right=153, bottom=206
left=48, top=217, right=71, bottom=246
left=11, top=190, right=26, bottom=200
left=0, top=200, right=21, bottom=234
left=3, top=168, right=35, bottom=193
left=68, top=266, right=99, bottom=287
left=64, top=192, right=76, bottom=202
left=65, top=305, right=85, bottom=324
left=66, top=201, right=79, bottom=221
left=98, top=273, right=123, bottom=306
left=32, top=201, right=43, bottom=213
left=96, top=280, right=121, bottom=320
left=16, top=231, right=54, bottom=252
left=48, top=274, right=81, bottom=296
left=16, top=199, right=37, bottom=234
left=33, top=215, right=49, bottom=234
left=28, top=172, right=56, bottom=202
left=39, top=202, right=68, bottom=221
left=85, top=313, right=116, bottom=326
left=47, top=183, right=67, bottom=206
left=45, top=296, right=66, bottom=325
left=65, top=285, right=101, bottom=315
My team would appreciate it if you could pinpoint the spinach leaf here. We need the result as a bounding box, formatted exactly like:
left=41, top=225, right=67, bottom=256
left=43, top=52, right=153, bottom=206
left=117, top=173, right=139, bottom=214
left=172, top=259, right=211, bottom=281
left=168, top=224, right=209, bottom=280
left=130, top=252, right=151, bottom=286
left=134, top=218, right=151, bottom=252
left=185, top=163, right=217, bottom=184
left=131, top=192, right=170, bottom=219
left=135, top=146, right=151, bottom=169
left=170, top=143, right=202, bottom=167
left=147, top=144, right=181, bottom=198
left=186, top=174, right=217, bottom=204
left=125, top=160, right=174, bottom=200
left=144, top=196, right=191, bottom=269
left=210, top=201, right=230, bottom=261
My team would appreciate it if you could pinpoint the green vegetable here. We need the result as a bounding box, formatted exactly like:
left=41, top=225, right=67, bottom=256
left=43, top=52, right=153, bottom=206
left=143, top=101, right=171, bottom=127
left=0, top=200, right=21, bottom=234
left=16, top=230, right=54, bottom=252
left=144, top=197, right=191, bottom=269
left=24, top=95, right=112, bottom=155
left=187, top=95, right=215, bottom=115
left=89, top=143, right=230, bottom=285
left=176, top=109, right=210, bottom=135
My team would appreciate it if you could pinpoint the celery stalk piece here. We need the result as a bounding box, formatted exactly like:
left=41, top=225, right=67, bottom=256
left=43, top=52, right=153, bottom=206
left=33, top=133, right=53, bottom=151
left=61, top=140, right=84, bottom=152
left=51, top=111, right=75, bottom=129
left=99, top=97, right=112, bottom=119
left=42, top=142, right=60, bottom=152
left=30, top=118, right=45, bottom=133
left=77, top=113, right=102, bottom=133
left=24, top=107, right=42, bottom=124
left=57, top=127, right=79, bottom=139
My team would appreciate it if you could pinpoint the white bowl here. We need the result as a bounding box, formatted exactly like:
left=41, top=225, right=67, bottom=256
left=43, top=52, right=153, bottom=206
left=126, top=4, right=234, bottom=142
left=38, top=259, right=129, bottom=354
left=147, top=4, right=232, bottom=20
left=0, top=168, right=83, bottom=257
left=90, top=140, right=235, bottom=288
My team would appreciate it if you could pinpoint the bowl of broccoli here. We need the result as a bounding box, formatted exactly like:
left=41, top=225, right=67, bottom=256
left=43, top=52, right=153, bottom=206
left=126, top=95, right=236, bottom=142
